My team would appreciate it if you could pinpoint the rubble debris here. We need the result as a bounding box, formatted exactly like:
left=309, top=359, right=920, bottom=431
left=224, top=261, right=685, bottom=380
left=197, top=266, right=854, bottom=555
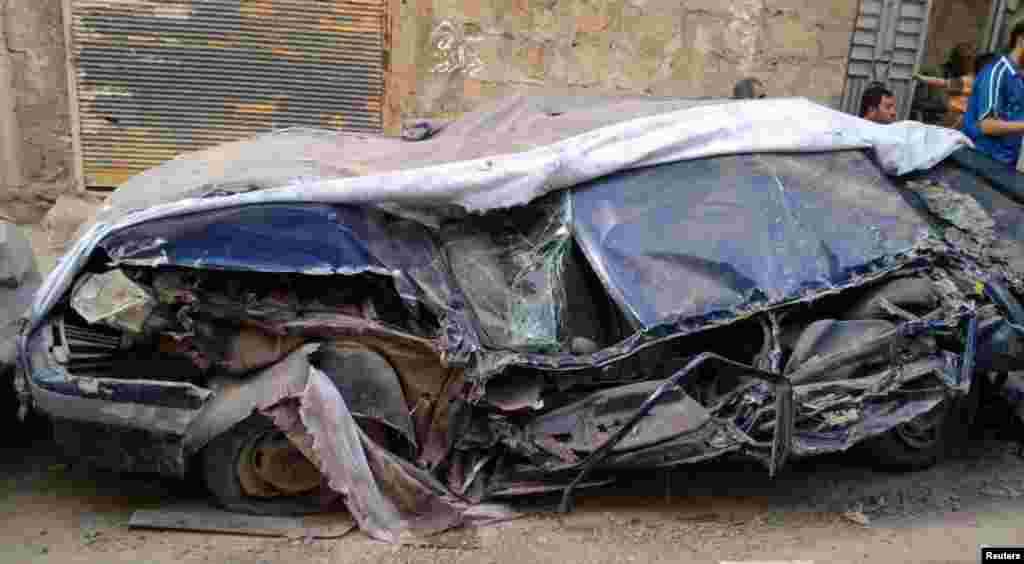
left=842, top=510, right=871, bottom=526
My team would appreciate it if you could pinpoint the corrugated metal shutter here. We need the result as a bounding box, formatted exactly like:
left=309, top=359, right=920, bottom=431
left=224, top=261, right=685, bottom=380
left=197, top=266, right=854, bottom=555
left=840, top=0, right=933, bottom=120
left=69, top=0, right=386, bottom=188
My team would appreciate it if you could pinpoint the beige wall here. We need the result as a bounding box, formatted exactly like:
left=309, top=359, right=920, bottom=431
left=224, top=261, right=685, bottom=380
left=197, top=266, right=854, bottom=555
left=385, top=0, right=861, bottom=128
left=0, top=0, right=73, bottom=224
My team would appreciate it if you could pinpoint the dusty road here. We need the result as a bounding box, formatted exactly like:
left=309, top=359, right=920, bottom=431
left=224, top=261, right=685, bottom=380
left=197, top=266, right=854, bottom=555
left=3, top=421, right=1024, bottom=564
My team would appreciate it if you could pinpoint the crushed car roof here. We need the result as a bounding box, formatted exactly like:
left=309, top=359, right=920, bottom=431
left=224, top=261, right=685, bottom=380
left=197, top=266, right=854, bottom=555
left=31, top=95, right=970, bottom=352
left=90, top=95, right=968, bottom=228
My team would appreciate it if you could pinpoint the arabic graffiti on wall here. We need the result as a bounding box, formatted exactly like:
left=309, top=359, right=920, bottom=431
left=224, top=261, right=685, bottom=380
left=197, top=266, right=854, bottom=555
left=430, top=20, right=485, bottom=76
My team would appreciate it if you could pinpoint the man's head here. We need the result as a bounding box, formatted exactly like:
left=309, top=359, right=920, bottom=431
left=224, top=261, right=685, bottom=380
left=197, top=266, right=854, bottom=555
left=975, top=51, right=997, bottom=75
left=733, top=78, right=766, bottom=99
left=949, top=42, right=978, bottom=76
left=860, top=83, right=897, bottom=124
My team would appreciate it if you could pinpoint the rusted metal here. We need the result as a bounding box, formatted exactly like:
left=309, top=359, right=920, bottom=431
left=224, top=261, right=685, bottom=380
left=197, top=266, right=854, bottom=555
left=69, top=0, right=387, bottom=188
left=237, top=432, right=321, bottom=497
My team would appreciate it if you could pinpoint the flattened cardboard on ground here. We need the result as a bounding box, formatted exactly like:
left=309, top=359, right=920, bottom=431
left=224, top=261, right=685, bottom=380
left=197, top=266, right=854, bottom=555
left=128, top=502, right=483, bottom=548
left=128, top=503, right=356, bottom=538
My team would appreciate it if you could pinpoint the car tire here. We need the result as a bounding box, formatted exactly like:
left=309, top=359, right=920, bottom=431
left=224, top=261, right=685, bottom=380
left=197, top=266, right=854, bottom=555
left=201, top=414, right=325, bottom=516
left=861, top=399, right=954, bottom=471
left=841, top=277, right=965, bottom=471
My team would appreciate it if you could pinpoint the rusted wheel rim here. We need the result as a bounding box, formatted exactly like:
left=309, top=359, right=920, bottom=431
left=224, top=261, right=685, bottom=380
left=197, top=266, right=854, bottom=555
left=236, top=432, right=322, bottom=498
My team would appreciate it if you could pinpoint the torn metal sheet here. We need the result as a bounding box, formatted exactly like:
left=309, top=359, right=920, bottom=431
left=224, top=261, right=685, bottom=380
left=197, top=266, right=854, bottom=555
left=270, top=363, right=518, bottom=543
left=526, top=380, right=711, bottom=455
left=315, top=341, right=418, bottom=456
left=183, top=344, right=319, bottom=453
left=295, top=367, right=404, bottom=542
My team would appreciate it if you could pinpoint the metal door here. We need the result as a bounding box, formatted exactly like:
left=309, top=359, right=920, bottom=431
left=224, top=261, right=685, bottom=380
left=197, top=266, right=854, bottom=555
left=66, top=0, right=387, bottom=188
left=840, top=0, right=934, bottom=120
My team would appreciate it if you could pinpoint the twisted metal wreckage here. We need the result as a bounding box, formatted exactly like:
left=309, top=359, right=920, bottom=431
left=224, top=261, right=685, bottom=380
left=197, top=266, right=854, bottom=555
left=16, top=95, right=1024, bottom=542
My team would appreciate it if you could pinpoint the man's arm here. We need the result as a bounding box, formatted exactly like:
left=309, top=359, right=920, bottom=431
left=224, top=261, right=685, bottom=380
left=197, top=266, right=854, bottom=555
left=979, top=117, right=1024, bottom=136
left=975, top=62, right=1024, bottom=136
left=914, top=74, right=968, bottom=93
left=914, top=74, right=948, bottom=88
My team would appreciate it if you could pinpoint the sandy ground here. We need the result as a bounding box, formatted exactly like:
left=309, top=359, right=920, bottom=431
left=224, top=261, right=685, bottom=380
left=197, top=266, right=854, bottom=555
left=2, top=429, right=1024, bottom=564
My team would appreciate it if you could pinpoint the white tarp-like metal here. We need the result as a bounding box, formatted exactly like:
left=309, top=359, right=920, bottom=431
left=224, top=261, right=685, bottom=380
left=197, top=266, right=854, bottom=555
left=91, top=96, right=970, bottom=227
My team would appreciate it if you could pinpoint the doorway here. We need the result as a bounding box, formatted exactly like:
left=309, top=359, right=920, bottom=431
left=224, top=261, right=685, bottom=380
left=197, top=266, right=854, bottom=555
left=839, top=0, right=1012, bottom=123
left=910, top=0, right=994, bottom=126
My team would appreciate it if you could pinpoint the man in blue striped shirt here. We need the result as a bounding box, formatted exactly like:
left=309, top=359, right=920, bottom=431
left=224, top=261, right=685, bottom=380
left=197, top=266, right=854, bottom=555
left=964, top=21, right=1024, bottom=165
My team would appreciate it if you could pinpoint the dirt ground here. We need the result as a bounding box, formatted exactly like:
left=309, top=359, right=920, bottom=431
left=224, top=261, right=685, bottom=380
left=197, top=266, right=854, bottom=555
left=2, top=422, right=1024, bottom=564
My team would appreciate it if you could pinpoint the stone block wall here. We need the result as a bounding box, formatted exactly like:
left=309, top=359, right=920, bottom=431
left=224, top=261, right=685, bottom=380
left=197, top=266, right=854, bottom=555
left=0, top=0, right=73, bottom=224
left=387, top=0, right=860, bottom=123
left=920, top=0, right=991, bottom=73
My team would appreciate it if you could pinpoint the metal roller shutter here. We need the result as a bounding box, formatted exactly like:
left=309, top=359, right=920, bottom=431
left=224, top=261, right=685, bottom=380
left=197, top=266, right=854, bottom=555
left=840, top=0, right=933, bottom=121
left=68, top=0, right=387, bottom=188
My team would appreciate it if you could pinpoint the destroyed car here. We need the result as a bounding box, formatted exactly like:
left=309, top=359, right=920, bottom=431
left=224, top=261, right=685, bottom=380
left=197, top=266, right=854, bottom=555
left=17, top=95, right=1024, bottom=541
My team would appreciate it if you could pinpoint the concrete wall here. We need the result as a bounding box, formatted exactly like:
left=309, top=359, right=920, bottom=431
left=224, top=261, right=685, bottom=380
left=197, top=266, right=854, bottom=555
left=0, top=0, right=73, bottom=224
left=386, top=0, right=861, bottom=126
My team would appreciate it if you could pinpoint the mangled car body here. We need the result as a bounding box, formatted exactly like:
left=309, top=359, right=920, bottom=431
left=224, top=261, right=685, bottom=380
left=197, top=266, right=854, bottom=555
left=17, top=95, right=1024, bottom=541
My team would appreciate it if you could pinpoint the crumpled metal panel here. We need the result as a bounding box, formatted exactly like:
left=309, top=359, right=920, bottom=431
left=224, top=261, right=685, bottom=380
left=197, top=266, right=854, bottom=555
left=70, top=0, right=386, bottom=187
left=571, top=151, right=932, bottom=329
left=526, top=381, right=710, bottom=455
left=95, top=202, right=480, bottom=362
